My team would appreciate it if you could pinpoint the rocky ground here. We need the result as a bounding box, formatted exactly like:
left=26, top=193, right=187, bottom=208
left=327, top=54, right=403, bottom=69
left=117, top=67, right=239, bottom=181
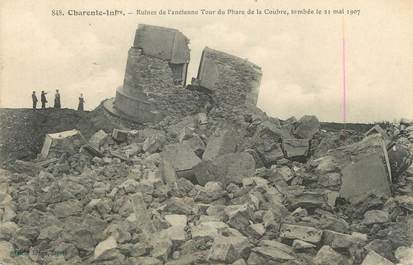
left=0, top=106, right=413, bottom=265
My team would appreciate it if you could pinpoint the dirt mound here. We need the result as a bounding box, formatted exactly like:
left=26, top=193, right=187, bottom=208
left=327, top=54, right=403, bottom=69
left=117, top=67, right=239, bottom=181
left=0, top=107, right=118, bottom=163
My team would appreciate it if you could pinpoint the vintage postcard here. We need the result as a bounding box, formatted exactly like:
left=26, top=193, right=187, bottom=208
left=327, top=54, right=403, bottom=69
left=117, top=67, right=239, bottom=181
left=0, top=0, right=412, bottom=264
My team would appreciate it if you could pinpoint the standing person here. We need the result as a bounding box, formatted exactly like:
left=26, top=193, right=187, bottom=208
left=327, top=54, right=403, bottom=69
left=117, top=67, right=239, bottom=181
left=32, top=91, right=38, bottom=109
left=78, top=93, right=85, bottom=111
left=41, top=91, right=48, bottom=109
left=54, top=89, right=61, bottom=109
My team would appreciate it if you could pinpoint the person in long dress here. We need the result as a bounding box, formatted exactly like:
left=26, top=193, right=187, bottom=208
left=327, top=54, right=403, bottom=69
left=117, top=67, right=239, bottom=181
left=54, top=89, right=61, bottom=109
left=78, top=93, right=85, bottom=111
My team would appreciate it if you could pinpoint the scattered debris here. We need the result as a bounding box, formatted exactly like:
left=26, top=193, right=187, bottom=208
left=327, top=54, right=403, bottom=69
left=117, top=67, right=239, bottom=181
left=40, top=129, right=83, bottom=159
left=1, top=25, right=413, bottom=265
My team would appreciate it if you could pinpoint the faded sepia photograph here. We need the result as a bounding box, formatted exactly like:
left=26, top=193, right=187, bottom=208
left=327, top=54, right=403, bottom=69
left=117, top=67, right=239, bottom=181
left=0, top=0, right=412, bottom=264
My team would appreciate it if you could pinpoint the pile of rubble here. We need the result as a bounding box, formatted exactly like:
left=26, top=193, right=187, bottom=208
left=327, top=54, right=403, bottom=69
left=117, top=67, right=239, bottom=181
left=1, top=112, right=413, bottom=265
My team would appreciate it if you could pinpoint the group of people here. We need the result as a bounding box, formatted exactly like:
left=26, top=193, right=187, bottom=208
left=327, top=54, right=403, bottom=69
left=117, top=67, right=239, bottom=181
left=32, top=90, right=85, bottom=111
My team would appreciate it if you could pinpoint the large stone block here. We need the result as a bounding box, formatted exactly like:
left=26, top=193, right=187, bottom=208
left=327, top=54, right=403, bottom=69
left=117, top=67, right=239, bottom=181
left=94, top=236, right=118, bottom=261
left=40, top=129, right=84, bottom=159
left=313, top=245, right=349, bottom=265
left=293, top=115, right=320, bottom=139
left=328, top=134, right=392, bottom=204
left=194, top=47, right=262, bottom=107
left=203, top=129, right=239, bottom=161
left=361, top=250, right=394, bottom=265
left=248, top=241, right=295, bottom=264
left=340, top=153, right=391, bottom=204
left=208, top=235, right=250, bottom=263
left=161, top=143, right=202, bottom=180
left=280, top=224, right=322, bottom=244
left=282, top=138, right=310, bottom=161
left=194, top=152, right=255, bottom=186
left=89, top=130, right=109, bottom=149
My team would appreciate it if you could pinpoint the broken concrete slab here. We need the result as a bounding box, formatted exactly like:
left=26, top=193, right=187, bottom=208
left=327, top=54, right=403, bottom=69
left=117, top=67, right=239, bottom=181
left=202, top=129, right=239, bottom=161
left=159, top=159, right=177, bottom=184
left=197, top=112, right=208, bottom=126
left=340, top=153, right=391, bottom=204
left=161, top=143, right=201, bottom=180
left=194, top=152, right=255, bottom=186
left=294, top=115, right=320, bottom=139
left=130, top=256, right=163, bottom=265
left=150, top=235, right=173, bottom=262
left=165, top=197, right=194, bottom=215
left=0, top=240, right=14, bottom=259
left=225, top=204, right=254, bottom=233
left=260, top=144, right=285, bottom=166
left=89, top=129, right=109, bottom=149
left=362, top=210, right=389, bottom=225
left=193, top=47, right=262, bottom=107
left=247, top=242, right=295, bottom=264
left=394, top=245, right=413, bottom=265
left=190, top=221, right=229, bottom=242
left=282, top=138, right=310, bottom=161
left=130, top=192, right=156, bottom=240
left=286, top=190, right=328, bottom=210
left=143, top=131, right=167, bottom=154
left=208, top=235, right=250, bottom=263
left=94, top=236, right=117, bottom=261
left=181, top=134, right=205, bottom=157
left=313, top=155, right=339, bottom=174
left=178, top=127, right=194, bottom=143
left=334, top=134, right=392, bottom=204
left=165, top=214, right=187, bottom=227
left=273, top=166, right=294, bottom=182
left=313, top=245, right=349, bottom=265
left=255, top=120, right=293, bottom=141
left=361, top=250, right=394, bottom=265
left=258, top=240, right=294, bottom=255
left=40, top=129, right=84, bottom=159
left=167, top=116, right=197, bottom=137
left=280, top=224, right=323, bottom=244
left=244, top=223, right=265, bottom=240
left=112, top=128, right=129, bottom=143
left=158, top=225, right=186, bottom=248
left=365, top=125, right=390, bottom=144
left=292, top=239, right=316, bottom=250
left=318, top=173, right=341, bottom=188
left=322, top=230, right=366, bottom=249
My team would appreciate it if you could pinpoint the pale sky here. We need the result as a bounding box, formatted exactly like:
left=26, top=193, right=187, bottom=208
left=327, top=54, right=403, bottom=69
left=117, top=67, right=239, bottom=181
left=1, top=0, right=412, bottom=122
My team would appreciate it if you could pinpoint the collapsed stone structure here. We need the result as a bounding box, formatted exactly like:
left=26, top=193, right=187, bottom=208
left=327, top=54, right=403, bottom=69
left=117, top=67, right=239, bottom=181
left=2, top=116, right=413, bottom=265
left=112, top=24, right=191, bottom=122
left=105, top=24, right=262, bottom=123
left=2, top=24, right=413, bottom=265
left=191, top=47, right=262, bottom=107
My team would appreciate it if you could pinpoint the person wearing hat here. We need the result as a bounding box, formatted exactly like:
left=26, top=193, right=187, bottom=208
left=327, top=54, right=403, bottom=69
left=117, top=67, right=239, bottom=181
left=41, top=90, right=48, bottom=109
left=32, top=91, right=38, bottom=109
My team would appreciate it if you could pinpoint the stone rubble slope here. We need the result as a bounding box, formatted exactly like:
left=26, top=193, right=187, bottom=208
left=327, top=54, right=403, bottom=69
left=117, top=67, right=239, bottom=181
left=0, top=112, right=413, bottom=265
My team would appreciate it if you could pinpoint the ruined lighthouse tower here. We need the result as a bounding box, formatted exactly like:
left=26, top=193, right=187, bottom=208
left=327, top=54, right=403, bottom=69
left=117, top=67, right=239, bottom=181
left=104, top=24, right=263, bottom=124
left=113, top=24, right=190, bottom=122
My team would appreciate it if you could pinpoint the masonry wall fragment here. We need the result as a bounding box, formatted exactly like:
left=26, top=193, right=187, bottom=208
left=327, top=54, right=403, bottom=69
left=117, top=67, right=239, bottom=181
left=193, top=47, right=262, bottom=108
left=109, top=24, right=262, bottom=124
left=113, top=24, right=202, bottom=123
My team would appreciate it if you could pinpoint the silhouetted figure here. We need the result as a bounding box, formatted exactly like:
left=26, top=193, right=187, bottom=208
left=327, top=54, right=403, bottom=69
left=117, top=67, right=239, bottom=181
left=54, top=89, right=61, bottom=109
left=41, top=91, right=48, bottom=109
left=78, top=94, right=85, bottom=111
left=32, top=91, right=38, bottom=109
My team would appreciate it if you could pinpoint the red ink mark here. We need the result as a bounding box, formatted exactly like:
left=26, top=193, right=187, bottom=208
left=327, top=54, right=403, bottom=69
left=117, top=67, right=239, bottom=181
left=342, top=18, right=347, bottom=122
